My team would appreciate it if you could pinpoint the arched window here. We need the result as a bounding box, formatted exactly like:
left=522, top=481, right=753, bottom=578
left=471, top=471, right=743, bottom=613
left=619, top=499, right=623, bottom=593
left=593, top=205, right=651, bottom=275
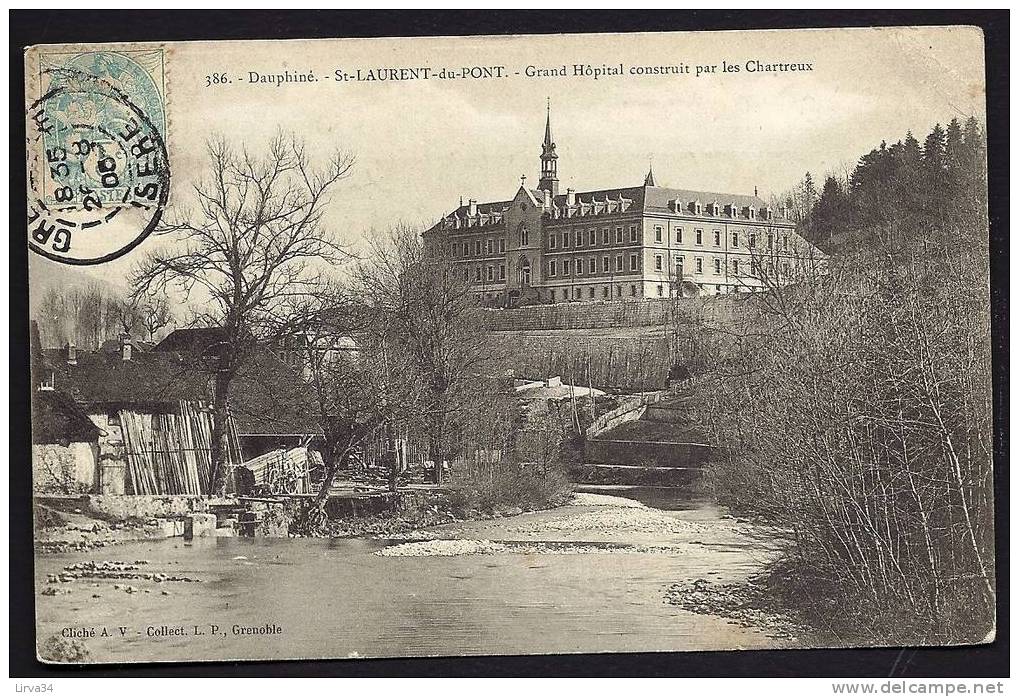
left=519, top=224, right=529, bottom=247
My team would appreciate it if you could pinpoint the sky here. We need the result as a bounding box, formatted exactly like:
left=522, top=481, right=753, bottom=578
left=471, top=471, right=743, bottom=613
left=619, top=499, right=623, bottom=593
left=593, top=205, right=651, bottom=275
left=28, top=25, right=986, bottom=289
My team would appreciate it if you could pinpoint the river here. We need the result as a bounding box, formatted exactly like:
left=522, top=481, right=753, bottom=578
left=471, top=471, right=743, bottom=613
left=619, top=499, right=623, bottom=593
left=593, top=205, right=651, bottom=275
left=35, top=488, right=789, bottom=663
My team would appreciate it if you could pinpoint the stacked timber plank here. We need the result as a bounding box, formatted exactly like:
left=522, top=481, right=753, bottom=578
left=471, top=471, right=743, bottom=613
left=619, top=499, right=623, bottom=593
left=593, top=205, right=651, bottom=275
left=119, top=401, right=215, bottom=495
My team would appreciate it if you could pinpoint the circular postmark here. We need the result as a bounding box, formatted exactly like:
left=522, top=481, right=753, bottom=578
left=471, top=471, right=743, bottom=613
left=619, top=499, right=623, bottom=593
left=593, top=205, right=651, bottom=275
left=26, top=62, right=170, bottom=265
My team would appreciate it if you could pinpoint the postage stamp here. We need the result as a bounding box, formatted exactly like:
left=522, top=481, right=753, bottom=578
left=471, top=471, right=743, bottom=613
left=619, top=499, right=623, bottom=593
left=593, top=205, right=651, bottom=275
left=25, top=49, right=170, bottom=265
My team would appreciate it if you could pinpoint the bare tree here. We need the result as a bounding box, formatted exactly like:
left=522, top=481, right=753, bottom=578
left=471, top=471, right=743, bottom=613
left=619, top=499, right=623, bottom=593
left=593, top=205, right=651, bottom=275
left=36, top=287, right=69, bottom=348
left=138, top=295, right=175, bottom=341
left=131, top=132, right=355, bottom=494
left=281, top=284, right=428, bottom=532
left=113, top=297, right=145, bottom=337
left=355, top=224, right=488, bottom=484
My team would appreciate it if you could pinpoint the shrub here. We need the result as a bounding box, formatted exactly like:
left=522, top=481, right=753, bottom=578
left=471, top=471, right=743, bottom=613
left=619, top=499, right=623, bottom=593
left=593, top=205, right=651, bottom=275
left=450, top=460, right=573, bottom=515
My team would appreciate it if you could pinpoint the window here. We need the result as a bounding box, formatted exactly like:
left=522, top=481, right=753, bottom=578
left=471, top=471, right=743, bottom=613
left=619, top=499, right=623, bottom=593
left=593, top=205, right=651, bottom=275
left=768, top=233, right=774, bottom=249
left=576, top=258, right=584, bottom=276
left=732, top=259, right=739, bottom=275
left=475, top=266, right=482, bottom=281
left=519, top=227, right=529, bottom=246
left=712, top=203, right=720, bottom=217
left=588, top=229, right=596, bottom=245
left=630, top=284, right=637, bottom=296
left=676, top=228, right=683, bottom=243
left=695, top=257, right=703, bottom=274
left=602, top=228, right=610, bottom=244
left=588, top=287, right=595, bottom=299
left=713, top=230, right=721, bottom=246
left=563, top=259, right=571, bottom=274
left=714, top=258, right=721, bottom=275
left=749, top=232, right=756, bottom=248
left=602, top=286, right=609, bottom=298
left=499, top=238, right=506, bottom=253
left=676, top=256, right=684, bottom=274
left=654, top=226, right=663, bottom=243
left=615, top=226, right=623, bottom=243
left=487, top=266, right=494, bottom=281
left=654, top=255, right=663, bottom=271
left=589, top=257, right=596, bottom=274
left=751, top=259, right=759, bottom=274
left=629, top=225, right=638, bottom=242
left=695, top=229, right=703, bottom=245
left=549, top=233, right=557, bottom=250
left=474, top=240, right=481, bottom=255
left=499, top=264, right=506, bottom=280
left=657, top=284, right=664, bottom=297
left=561, top=232, right=569, bottom=248
left=574, top=288, right=581, bottom=300
left=629, top=253, right=638, bottom=271
left=462, top=242, right=469, bottom=257
left=617, top=285, right=623, bottom=297
left=731, top=231, right=739, bottom=247
left=576, top=230, right=584, bottom=247
left=602, top=255, right=610, bottom=272
left=549, top=260, right=557, bottom=277
left=695, top=203, right=703, bottom=215
left=486, top=239, right=493, bottom=255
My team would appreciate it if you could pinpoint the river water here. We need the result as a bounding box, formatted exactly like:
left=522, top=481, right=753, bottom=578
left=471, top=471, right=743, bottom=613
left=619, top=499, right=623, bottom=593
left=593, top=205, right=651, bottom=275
left=36, top=488, right=789, bottom=663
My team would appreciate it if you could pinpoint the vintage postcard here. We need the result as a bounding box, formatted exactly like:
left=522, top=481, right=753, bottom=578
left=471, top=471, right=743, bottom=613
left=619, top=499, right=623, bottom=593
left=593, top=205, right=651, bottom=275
left=24, top=26, right=993, bottom=665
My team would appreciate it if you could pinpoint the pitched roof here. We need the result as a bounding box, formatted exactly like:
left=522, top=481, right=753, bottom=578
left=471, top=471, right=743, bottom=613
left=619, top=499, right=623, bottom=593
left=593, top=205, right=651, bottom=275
left=32, top=389, right=102, bottom=444
left=227, top=351, right=322, bottom=437
left=435, top=183, right=781, bottom=226
left=152, top=327, right=229, bottom=354
left=99, top=337, right=155, bottom=354
left=40, top=344, right=322, bottom=436
left=40, top=349, right=210, bottom=409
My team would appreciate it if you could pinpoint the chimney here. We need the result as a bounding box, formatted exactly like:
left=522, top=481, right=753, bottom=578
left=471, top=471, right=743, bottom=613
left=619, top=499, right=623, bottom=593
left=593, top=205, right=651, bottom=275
left=66, top=342, right=77, bottom=366
left=566, top=188, right=575, bottom=206
left=120, top=334, right=132, bottom=361
left=468, top=199, right=478, bottom=217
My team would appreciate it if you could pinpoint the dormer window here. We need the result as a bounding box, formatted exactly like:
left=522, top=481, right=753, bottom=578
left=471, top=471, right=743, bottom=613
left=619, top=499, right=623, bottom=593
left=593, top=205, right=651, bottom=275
left=766, top=207, right=774, bottom=220
left=695, top=202, right=703, bottom=215
left=711, top=203, right=720, bottom=217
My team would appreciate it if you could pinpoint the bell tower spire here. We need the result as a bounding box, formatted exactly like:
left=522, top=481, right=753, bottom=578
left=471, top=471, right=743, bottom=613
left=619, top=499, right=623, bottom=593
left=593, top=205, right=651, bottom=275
left=644, top=157, right=656, bottom=187
left=538, top=98, right=559, bottom=197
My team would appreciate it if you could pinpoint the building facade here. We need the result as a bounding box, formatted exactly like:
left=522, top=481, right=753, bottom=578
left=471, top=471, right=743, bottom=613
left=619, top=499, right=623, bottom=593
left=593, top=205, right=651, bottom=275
left=423, top=108, right=823, bottom=306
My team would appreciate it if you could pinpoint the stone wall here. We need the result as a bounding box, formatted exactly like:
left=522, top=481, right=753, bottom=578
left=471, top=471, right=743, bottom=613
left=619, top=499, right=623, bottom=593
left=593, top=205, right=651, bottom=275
left=475, top=297, right=734, bottom=332
left=83, top=494, right=210, bottom=520
left=32, top=443, right=97, bottom=494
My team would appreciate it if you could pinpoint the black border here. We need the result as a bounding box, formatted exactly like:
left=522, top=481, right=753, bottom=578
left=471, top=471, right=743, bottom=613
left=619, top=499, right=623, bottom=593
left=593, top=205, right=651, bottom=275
left=10, top=9, right=1009, bottom=678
